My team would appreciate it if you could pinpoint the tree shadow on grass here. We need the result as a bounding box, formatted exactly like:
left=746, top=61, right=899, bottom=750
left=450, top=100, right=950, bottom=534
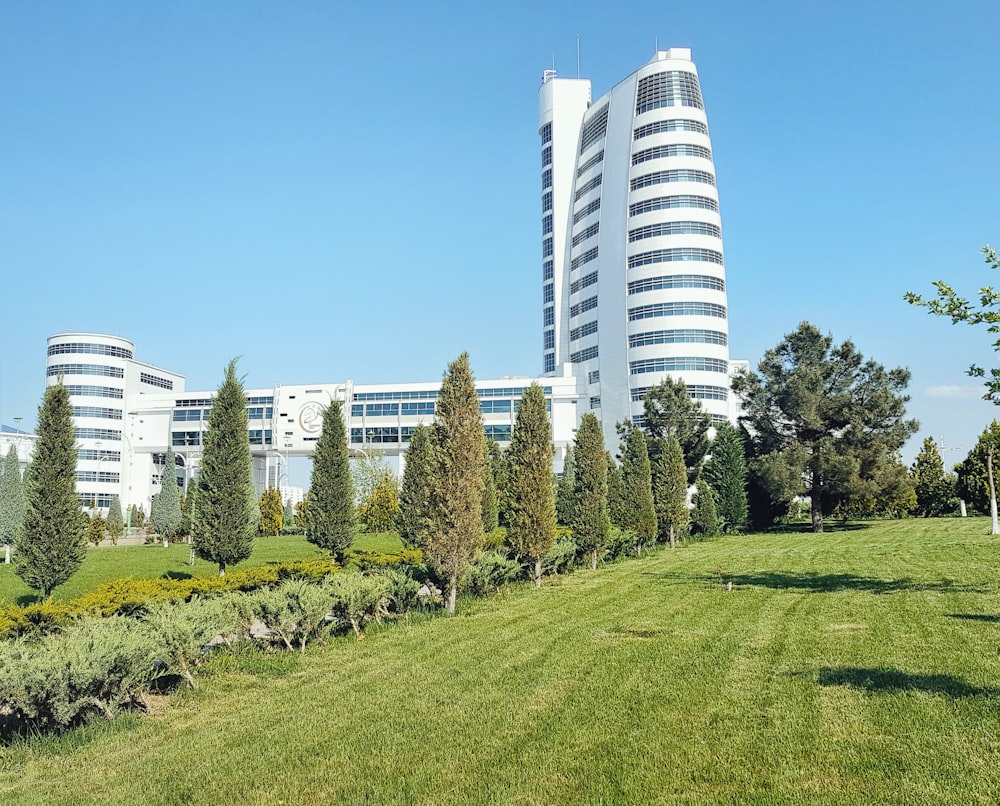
left=162, top=570, right=193, bottom=581
left=15, top=593, right=40, bottom=606
left=766, top=522, right=871, bottom=534
left=819, top=667, right=998, bottom=698
left=947, top=613, right=1000, bottom=623
left=645, top=570, right=985, bottom=595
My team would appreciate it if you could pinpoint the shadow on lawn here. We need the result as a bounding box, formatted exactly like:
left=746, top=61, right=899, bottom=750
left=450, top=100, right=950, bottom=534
left=162, top=570, right=193, bottom=581
left=947, top=613, right=1000, bottom=623
left=819, top=667, right=998, bottom=698
left=647, top=570, right=984, bottom=595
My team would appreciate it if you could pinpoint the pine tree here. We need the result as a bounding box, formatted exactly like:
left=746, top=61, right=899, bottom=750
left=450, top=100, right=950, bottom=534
left=506, top=383, right=556, bottom=587
left=619, top=426, right=657, bottom=553
left=955, top=422, right=1000, bottom=516
left=284, top=498, right=296, bottom=529
left=910, top=436, right=957, bottom=517
left=486, top=439, right=511, bottom=528
left=703, top=422, right=749, bottom=532
left=606, top=454, right=626, bottom=528
left=690, top=476, right=719, bottom=538
left=481, top=440, right=500, bottom=534
left=15, top=382, right=87, bottom=596
left=106, top=495, right=124, bottom=543
left=87, top=511, right=107, bottom=546
left=259, top=487, right=284, bottom=536
left=572, top=413, right=610, bottom=570
left=305, top=400, right=355, bottom=564
left=425, top=352, right=486, bottom=614
left=398, top=424, right=436, bottom=548
left=556, top=446, right=576, bottom=527
left=179, top=485, right=196, bottom=538
left=654, top=436, right=689, bottom=548
left=153, top=447, right=182, bottom=539
left=192, top=360, right=256, bottom=576
left=0, top=445, right=25, bottom=555
left=642, top=377, right=712, bottom=483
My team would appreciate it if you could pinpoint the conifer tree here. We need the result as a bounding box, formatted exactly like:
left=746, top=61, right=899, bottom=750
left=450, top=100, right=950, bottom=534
left=703, top=421, right=749, bottom=532
left=572, top=413, right=610, bottom=570
left=284, top=498, right=296, bottom=529
left=398, top=424, right=436, bottom=548
left=106, top=495, right=124, bottom=543
left=654, top=435, right=689, bottom=548
left=481, top=440, right=500, bottom=534
left=506, top=383, right=556, bottom=587
left=359, top=471, right=400, bottom=533
left=556, top=446, right=576, bottom=527
left=0, top=445, right=24, bottom=558
left=486, top=439, right=511, bottom=527
left=87, top=511, right=107, bottom=546
left=606, top=454, right=626, bottom=528
left=690, top=476, right=719, bottom=538
left=192, top=360, right=255, bottom=577
left=259, top=486, right=284, bottom=536
left=619, top=426, right=657, bottom=553
left=910, top=436, right=957, bottom=517
left=642, top=377, right=713, bottom=483
left=305, top=400, right=355, bottom=564
left=153, top=447, right=182, bottom=538
left=426, top=352, right=486, bottom=614
left=15, top=383, right=87, bottom=596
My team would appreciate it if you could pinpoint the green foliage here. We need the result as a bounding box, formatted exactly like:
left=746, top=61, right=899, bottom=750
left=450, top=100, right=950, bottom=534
left=905, top=245, right=1000, bottom=402
left=461, top=550, right=521, bottom=595
left=910, top=437, right=958, bottom=517
left=352, top=447, right=392, bottom=506
left=87, top=511, right=107, bottom=546
left=487, top=439, right=511, bottom=528
left=425, top=353, right=486, bottom=613
left=481, top=440, right=500, bottom=534
left=571, top=413, right=610, bottom=569
left=955, top=422, right=1000, bottom=515
left=284, top=498, right=296, bottom=528
left=15, top=382, right=86, bottom=597
left=555, top=446, right=576, bottom=527
left=641, top=377, right=712, bottom=483
left=0, top=445, right=24, bottom=548
left=358, top=471, right=400, bottom=534
left=240, top=579, right=341, bottom=651
left=142, top=598, right=237, bottom=687
left=325, top=572, right=392, bottom=637
left=192, top=360, right=255, bottom=576
left=690, top=477, right=720, bottom=539
left=654, top=436, right=689, bottom=548
left=351, top=548, right=425, bottom=575
left=703, top=422, right=749, bottom=532
left=258, top=486, right=284, bottom=536
left=153, top=448, right=182, bottom=538
left=505, top=383, right=556, bottom=586
left=306, top=400, right=355, bottom=565
left=606, top=455, right=626, bottom=528
left=398, top=424, right=436, bottom=549
left=129, top=504, right=145, bottom=528
left=106, top=496, right=124, bottom=543
left=618, top=426, right=657, bottom=549
left=733, top=321, right=918, bottom=532
left=541, top=531, right=577, bottom=576
left=294, top=497, right=307, bottom=528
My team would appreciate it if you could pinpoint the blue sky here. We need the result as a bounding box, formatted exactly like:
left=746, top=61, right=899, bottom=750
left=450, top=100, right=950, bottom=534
left=2, top=0, right=999, bottom=470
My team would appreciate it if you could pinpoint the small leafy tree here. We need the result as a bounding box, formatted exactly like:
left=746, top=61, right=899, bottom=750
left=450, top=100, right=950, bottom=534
left=654, top=436, right=689, bottom=549
left=283, top=498, right=296, bottom=529
left=294, top=497, right=307, bottom=528
left=305, top=400, right=355, bottom=564
left=703, top=422, right=749, bottom=532
left=131, top=504, right=146, bottom=528
left=572, top=413, right=610, bottom=569
left=555, top=446, right=576, bottom=527
left=0, top=445, right=25, bottom=557
left=259, top=487, right=284, bottom=536
left=153, top=448, right=182, bottom=539
left=358, top=471, right=400, bottom=533
left=690, top=477, right=719, bottom=538
left=618, top=426, right=657, bottom=553
left=87, top=511, right=107, bottom=546
left=398, top=424, right=436, bottom=548
left=106, top=495, right=124, bottom=544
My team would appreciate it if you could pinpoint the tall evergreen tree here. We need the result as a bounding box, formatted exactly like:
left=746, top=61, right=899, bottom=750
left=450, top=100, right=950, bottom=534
left=284, top=497, right=296, bottom=529
left=910, top=436, right=957, bottom=517
left=359, top=471, right=400, bottom=533
left=690, top=476, right=719, bottom=538
left=654, top=435, right=689, bottom=549
left=642, top=378, right=712, bottom=483
left=556, top=446, right=576, bottom=527
left=426, top=352, right=486, bottom=614
left=955, top=422, right=1000, bottom=516
left=572, top=413, right=610, bottom=570
left=153, top=447, right=182, bottom=538
left=0, top=445, right=25, bottom=558
left=398, top=423, right=436, bottom=548
left=192, top=360, right=256, bottom=577
left=15, top=383, right=87, bottom=596
left=305, top=400, right=355, bottom=564
left=619, top=426, right=657, bottom=553
left=259, top=486, right=284, bottom=536
left=506, top=383, right=556, bottom=588
left=486, top=439, right=511, bottom=528
left=703, top=421, right=749, bottom=532
left=481, top=440, right=500, bottom=534
left=606, top=454, right=626, bottom=528
left=106, top=495, right=124, bottom=543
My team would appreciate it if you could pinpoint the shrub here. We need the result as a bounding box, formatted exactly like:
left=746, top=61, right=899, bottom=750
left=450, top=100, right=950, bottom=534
left=461, top=550, right=522, bottom=596
left=325, top=572, right=391, bottom=638
left=604, top=527, right=636, bottom=561
left=542, top=534, right=577, bottom=576
left=242, top=580, right=340, bottom=652
left=142, top=598, right=238, bottom=687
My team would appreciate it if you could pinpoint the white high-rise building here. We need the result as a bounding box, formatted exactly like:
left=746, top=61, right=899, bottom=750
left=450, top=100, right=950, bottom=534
left=540, top=49, right=734, bottom=447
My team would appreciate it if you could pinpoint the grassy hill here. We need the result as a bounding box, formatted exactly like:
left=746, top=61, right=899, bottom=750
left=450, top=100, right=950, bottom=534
left=3, top=519, right=1000, bottom=804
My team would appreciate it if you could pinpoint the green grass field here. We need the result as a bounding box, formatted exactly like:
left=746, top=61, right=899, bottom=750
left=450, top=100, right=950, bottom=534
left=3, top=519, right=1000, bottom=804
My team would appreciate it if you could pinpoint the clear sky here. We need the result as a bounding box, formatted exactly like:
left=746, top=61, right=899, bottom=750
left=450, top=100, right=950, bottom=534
left=2, top=0, right=999, bottom=475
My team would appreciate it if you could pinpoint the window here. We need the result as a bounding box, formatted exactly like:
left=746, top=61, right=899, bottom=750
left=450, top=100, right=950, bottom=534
left=354, top=390, right=438, bottom=401
left=570, top=345, right=599, bottom=363
left=79, top=495, right=113, bottom=509
left=365, top=403, right=399, bottom=417
left=176, top=397, right=213, bottom=407
left=588, top=370, right=600, bottom=384
left=570, top=320, right=598, bottom=341
left=571, top=223, right=600, bottom=248
left=351, top=404, right=364, bottom=417
left=543, top=261, right=554, bottom=281
left=632, top=385, right=728, bottom=402
left=629, top=329, right=728, bottom=348
left=48, top=363, right=123, bottom=379
left=171, top=431, right=202, bottom=447
left=540, top=122, right=552, bottom=144
left=628, top=248, right=723, bottom=269
left=75, top=470, right=121, bottom=484
left=479, top=386, right=551, bottom=398
left=140, top=372, right=173, bottom=390
left=630, top=357, right=728, bottom=375
left=542, top=237, right=554, bottom=258
left=570, top=247, right=599, bottom=272
left=65, top=384, right=123, bottom=399
left=543, top=283, right=554, bottom=304
left=632, top=143, right=712, bottom=165
left=401, top=401, right=435, bottom=416
left=590, top=396, right=601, bottom=409
left=541, top=144, right=552, bottom=166
left=577, top=149, right=604, bottom=177
left=480, top=400, right=512, bottom=414
left=544, top=354, right=555, bottom=373
left=628, top=301, right=727, bottom=320
left=573, top=199, right=601, bottom=225
left=72, top=406, right=122, bottom=420
left=570, top=271, right=598, bottom=294
left=544, top=306, right=555, bottom=327
left=75, top=427, right=121, bottom=441
left=628, top=221, right=721, bottom=242
left=627, top=275, right=725, bottom=294
left=249, top=430, right=274, bottom=446
left=635, top=71, right=703, bottom=113
left=542, top=215, right=553, bottom=235
left=485, top=424, right=512, bottom=442
left=542, top=191, right=552, bottom=212
left=544, top=330, right=555, bottom=349
left=79, top=448, right=121, bottom=462
left=570, top=295, right=598, bottom=317
left=634, top=119, right=708, bottom=139
left=246, top=406, right=274, bottom=420
left=629, top=195, right=718, bottom=216
left=574, top=174, right=603, bottom=202
left=579, top=104, right=609, bottom=152
left=172, top=407, right=209, bottom=421
left=630, top=169, right=715, bottom=191
left=247, top=396, right=274, bottom=406
left=542, top=168, right=552, bottom=190
left=401, top=426, right=416, bottom=443
left=48, top=342, right=133, bottom=359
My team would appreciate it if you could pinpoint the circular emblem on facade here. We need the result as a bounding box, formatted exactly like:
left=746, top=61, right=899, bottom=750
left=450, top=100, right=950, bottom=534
left=298, top=401, right=325, bottom=434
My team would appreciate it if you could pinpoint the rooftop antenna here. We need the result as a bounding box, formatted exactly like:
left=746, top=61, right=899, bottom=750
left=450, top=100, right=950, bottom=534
left=576, top=35, right=581, bottom=78
left=655, top=36, right=659, bottom=53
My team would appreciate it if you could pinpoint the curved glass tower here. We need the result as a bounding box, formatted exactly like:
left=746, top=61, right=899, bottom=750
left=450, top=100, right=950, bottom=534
left=540, top=49, right=731, bottom=446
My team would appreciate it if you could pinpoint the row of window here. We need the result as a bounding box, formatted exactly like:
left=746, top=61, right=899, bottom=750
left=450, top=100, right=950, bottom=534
left=350, top=424, right=515, bottom=445
left=48, top=364, right=124, bottom=379
left=75, top=471, right=121, bottom=484
left=354, top=390, right=436, bottom=401
left=633, top=118, right=707, bottom=140
left=632, top=143, right=712, bottom=166
left=630, top=169, right=715, bottom=191
left=570, top=271, right=598, bottom=295
left=631, top=384, right=728, bottom=402
left=543, top=283, right=554, bottom=304
left=350, top=402, right=437, bottom=417
left=574, top=174, right=602, bottom=201
left=571, top=247, right=599, bottom=272
left=570, top=319, right=598, bottom=341
left=588, top=370, right=601, bottom=384
left=544, top=330, right=555, bottom=349
left=542, top=237, right=554, bottom=258
left=544, top=354, right=555, bottom=373
left=627, top=274, right=725, bottom=294
left=48, top=342, right=134, bottom=360
left=543, top=261, right=554, bottom=281
left=140, top=372, right=173, bottom=390
left=73, top=406, right=122, bottom=420
left=250, top=430, right=274, bottom=446
left=628, top=328, right=728, bottom=348
left=628, top=301, right=727, bottom=320
left=176, top=398, right=213, bottom=407
left=79, top=449, right=121, bottom=462
left=79, top=495, right=114, bottom=509
left=573, top=198, right=601, bottom=224
left=572, top=222, right=599, bottom=248
left=628, top=248, right=724, bottom=269
left=542, top=168, right=552, bottom=190
left=540, top=122, right=552, bottom=145
left=570, top=295, right=598, bottom=317
left=247, top=406, right=274, bottom=420
left=629, top=194, right=718, bottom=216
left=570, top=345, right=599, bottom=363
left=544, top=307, right=555, bottom=326
left=635, top=71, right=704, bottom=114
left=628, top=221, right=721, bottom=242
left=173, top=409, right=209, bottom=421
left=577, top=150, right=604, bottom=177
left=579, top=105, right=609, bottom=153
left=630, top=357, right=728, bottom=375
left=66, top=384, right=123, bottom=400
left=542, top=214, right=553, bottom=235
left=75, top=427, right=121, bottom=441
left=541, top=144, right=552, bottom=167
left=247, top=396, right=274, bottom=406
left=543, top=191, right=552, bottom=212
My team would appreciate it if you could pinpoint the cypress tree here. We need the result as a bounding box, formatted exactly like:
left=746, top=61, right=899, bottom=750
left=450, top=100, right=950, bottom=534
left=654, top=435, right=689, bottom=548
left=619, top=426, right=657, bottom=553
left=481, top=440, right=500, bottom=534
left=690, top=476, right=720, bottom=538
left=398, top=424, right=436, bottom=548
left=0, top=445, right=24, bottom=556
left=87, top=511, right=107, bottom=546
left=556, top=446, right=576, bottom=527
left=487, top=439, right=512, bottom=528
left=703, top=422, right=749, bottom=532
left=284, top=498, right=296, bottom=529
left=192, top=360, right=255, bottom=577
left=572, top=412, right=610, bottom=570
left=506, top=383, right=556, bottom=588
left=426, top=352, right=486, bottom=614
left=305, top=400, right=355, bottom=564
left=259, top=487, right=284, bottom=536
left=606, top=454, right=626, bottom=528
left=153, top=447, right=182, bottom=538
left=15, top=382, right=87, bottom=596
left=106, top=495, right=124, bottom=543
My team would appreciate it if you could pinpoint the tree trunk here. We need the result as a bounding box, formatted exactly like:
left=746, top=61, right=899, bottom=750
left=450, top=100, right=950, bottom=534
left=534, top=559, right=542, bottom=589
left=811, top=473, right=824, bottom=533
left=446, top=575, right=457, bottom=615
left=3, top=544, right=8, bottom=564
left=669, top=524, right=676, bottom=549
left=590, top=548, right=597, bottom=570
left=989, top=447, right=999, bottom=535
left=218, top=561, right=226, bottom=578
